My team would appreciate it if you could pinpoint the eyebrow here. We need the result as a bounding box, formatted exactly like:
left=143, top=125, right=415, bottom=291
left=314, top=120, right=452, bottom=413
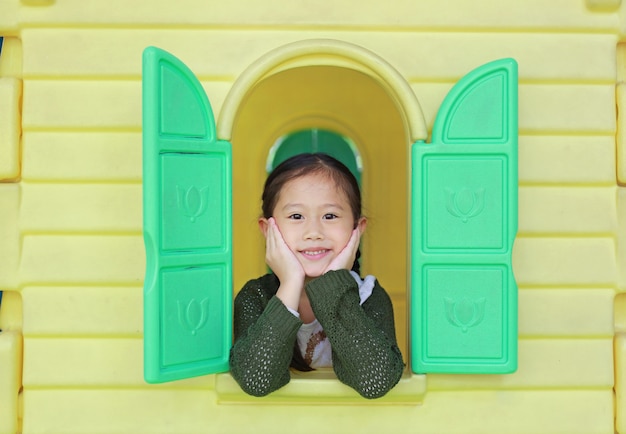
left=281, top=203, right=345, bottom=211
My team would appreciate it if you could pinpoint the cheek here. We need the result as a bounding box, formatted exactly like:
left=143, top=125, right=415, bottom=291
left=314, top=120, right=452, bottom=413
left=334, top=226, right=354, bottom=247
left=275, top=225, right=298, bottom=250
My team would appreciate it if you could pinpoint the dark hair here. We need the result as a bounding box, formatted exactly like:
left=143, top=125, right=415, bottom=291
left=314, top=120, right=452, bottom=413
left=263, top=152, right=363, bottom=273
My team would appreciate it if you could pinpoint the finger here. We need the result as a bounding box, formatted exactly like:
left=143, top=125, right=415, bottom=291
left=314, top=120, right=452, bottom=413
left=267, top=218, right=283, bottom=249
left=346, top=228, right=361, bottom=256
left=268, top=219, right=286, bottom=253
left=265, top=218, right=281, bottom=263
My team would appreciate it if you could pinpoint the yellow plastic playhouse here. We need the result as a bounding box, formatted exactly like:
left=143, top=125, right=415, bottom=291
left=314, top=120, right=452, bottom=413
left=0, top=1, right=625, bottom=433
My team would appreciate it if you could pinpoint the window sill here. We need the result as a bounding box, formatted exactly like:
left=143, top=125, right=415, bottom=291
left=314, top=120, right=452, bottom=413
left=215, top=369, right=426, bottom=405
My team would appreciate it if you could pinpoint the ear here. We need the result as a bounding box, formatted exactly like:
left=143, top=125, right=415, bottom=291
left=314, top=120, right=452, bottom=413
left=258, top=217, right=270, bottom=237
left=356, top=216, right=367, bottom=234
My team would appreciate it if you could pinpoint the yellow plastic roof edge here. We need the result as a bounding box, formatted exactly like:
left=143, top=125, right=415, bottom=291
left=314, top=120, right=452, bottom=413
left=216, top=38, right=427, bottom=143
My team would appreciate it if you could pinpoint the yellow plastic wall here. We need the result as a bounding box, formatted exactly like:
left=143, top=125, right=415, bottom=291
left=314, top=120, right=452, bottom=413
left=0, top=1, right=624, bottom=433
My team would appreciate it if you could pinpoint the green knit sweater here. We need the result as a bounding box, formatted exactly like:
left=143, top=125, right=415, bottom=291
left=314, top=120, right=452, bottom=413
left=229, top=269, right=404, bottom=399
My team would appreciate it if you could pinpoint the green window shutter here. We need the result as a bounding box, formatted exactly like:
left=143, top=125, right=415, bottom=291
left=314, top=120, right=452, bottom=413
left=411, top=58, right=518, bottom=374
left=142, top=47, right=232, bottom=383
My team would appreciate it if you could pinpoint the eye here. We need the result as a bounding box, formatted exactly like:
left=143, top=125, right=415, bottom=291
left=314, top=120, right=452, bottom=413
left=288, top=213, right=303, bottom=220
left=323, top=213, right=338, bottom=220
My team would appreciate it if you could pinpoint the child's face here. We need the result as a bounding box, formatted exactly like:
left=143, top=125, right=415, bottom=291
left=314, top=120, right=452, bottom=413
left=262, top=172, right=366, bottom=278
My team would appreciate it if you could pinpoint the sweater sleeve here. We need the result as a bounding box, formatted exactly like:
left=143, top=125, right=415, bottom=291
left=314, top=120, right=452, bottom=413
left=305, top=269, right=405, bottom=399
left=229, top=277, right=302, bottom=397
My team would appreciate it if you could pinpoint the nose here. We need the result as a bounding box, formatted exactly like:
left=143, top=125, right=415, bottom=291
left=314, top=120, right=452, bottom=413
left=303, top=219, right=323, bottom=240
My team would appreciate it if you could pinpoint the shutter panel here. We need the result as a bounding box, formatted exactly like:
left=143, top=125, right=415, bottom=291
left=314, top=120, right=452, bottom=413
left=411, top=58, right=518, bottom=374
left=142, top=47, right=232, bottom=383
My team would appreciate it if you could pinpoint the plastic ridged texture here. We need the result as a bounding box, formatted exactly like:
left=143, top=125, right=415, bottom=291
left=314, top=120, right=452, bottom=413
left=411, top=58, right=518, bottom=374
left=142, top=46, right=233, bottom=383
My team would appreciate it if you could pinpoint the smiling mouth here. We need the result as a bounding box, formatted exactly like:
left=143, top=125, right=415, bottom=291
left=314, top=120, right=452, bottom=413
left=301, top=249, right=329, bottom=257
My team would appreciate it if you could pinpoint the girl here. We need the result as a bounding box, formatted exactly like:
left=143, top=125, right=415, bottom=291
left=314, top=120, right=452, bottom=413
left=229, top=153, right=404, bottom=399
